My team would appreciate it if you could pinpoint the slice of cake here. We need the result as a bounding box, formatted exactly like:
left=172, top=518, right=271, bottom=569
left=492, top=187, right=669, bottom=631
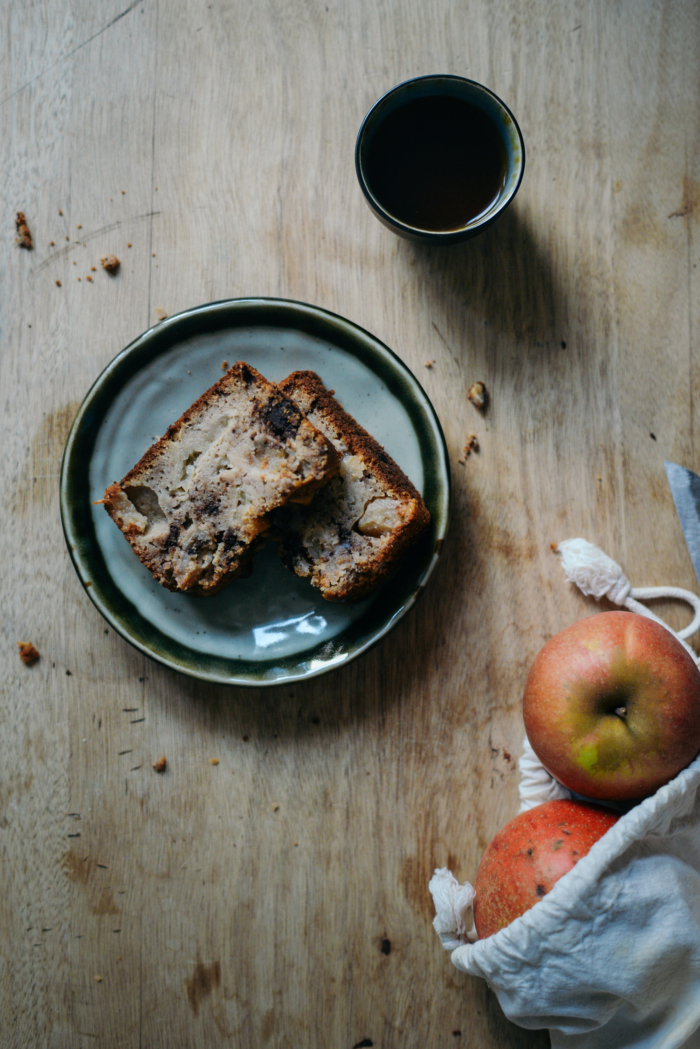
left=274, top=370, right=430, bottom=602
left=102, top=362, right=339, bottom=595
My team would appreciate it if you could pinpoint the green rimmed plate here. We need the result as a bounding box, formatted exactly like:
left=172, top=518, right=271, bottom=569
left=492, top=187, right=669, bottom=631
left=60, top=298, right=450, bottom=685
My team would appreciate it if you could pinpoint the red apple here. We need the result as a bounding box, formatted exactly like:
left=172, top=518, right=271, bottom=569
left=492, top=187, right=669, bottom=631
left=523, top=611, right=700, bottom=800
left=473, top=799, right=618, bottom=939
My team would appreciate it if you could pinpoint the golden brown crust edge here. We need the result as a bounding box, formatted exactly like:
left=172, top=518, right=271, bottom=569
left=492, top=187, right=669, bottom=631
left=278, top=370, right=428, bottom=507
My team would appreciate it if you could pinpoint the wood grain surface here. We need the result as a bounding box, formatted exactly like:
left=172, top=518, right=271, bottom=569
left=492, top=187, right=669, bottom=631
left=2, top=1, right=700, bottom=1046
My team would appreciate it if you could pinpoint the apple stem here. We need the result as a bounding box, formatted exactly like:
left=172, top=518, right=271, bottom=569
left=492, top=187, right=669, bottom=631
left=615, top=706, right=628, bottom=718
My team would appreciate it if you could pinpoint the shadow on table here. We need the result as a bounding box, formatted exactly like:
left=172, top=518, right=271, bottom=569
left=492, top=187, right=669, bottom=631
left=406, top=202, right=576, bottom=367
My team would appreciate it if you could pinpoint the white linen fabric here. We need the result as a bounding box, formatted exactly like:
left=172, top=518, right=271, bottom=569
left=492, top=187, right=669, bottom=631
left=518, top=736, right=571, bottom=811
left=449, top=752, right=700, bottom=1047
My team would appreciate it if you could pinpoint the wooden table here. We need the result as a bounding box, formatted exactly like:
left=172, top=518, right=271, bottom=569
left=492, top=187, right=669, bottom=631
left=3, top=2, right=699, bottom=1045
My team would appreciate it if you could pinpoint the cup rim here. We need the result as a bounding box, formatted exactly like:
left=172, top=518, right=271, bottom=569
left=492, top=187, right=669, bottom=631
left=355, top=74, right=526, bottom=242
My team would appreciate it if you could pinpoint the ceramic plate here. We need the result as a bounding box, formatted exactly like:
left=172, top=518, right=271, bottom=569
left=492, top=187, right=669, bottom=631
left=60, top=298, right=450, bottom=685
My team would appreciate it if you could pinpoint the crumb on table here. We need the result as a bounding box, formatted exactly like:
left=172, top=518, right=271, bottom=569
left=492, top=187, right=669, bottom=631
left=100, top=255, right=120, bottom=273
left=458, top=434, right=479, bottom=464
left=17, top=642, right=40, bottom=665
left=467, top=381, right=488, bottom=410
left=210, top=758, right=219, bottom=766
left=15, top=212, right=33, bottom=249
left=152, top=756, right=167, bottom=773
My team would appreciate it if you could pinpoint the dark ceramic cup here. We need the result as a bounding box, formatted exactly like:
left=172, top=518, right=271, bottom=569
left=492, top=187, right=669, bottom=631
left=355, top=74, right=525, bottom=244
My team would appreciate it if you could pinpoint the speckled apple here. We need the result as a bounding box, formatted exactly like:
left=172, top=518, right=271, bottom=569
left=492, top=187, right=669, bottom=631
left=473, top=799, right=619, bottom=939
left=523, top=611, right=700, bottom=801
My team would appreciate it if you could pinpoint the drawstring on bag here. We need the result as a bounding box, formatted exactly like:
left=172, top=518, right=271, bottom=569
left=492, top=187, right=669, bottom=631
left=555, top=537, right=700, bottom=665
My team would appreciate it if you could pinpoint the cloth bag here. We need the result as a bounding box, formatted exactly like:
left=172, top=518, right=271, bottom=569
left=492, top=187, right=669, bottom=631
left=430, top=540, right=700, bottom=1048
left=434, top=751, right=700, bottom=1048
